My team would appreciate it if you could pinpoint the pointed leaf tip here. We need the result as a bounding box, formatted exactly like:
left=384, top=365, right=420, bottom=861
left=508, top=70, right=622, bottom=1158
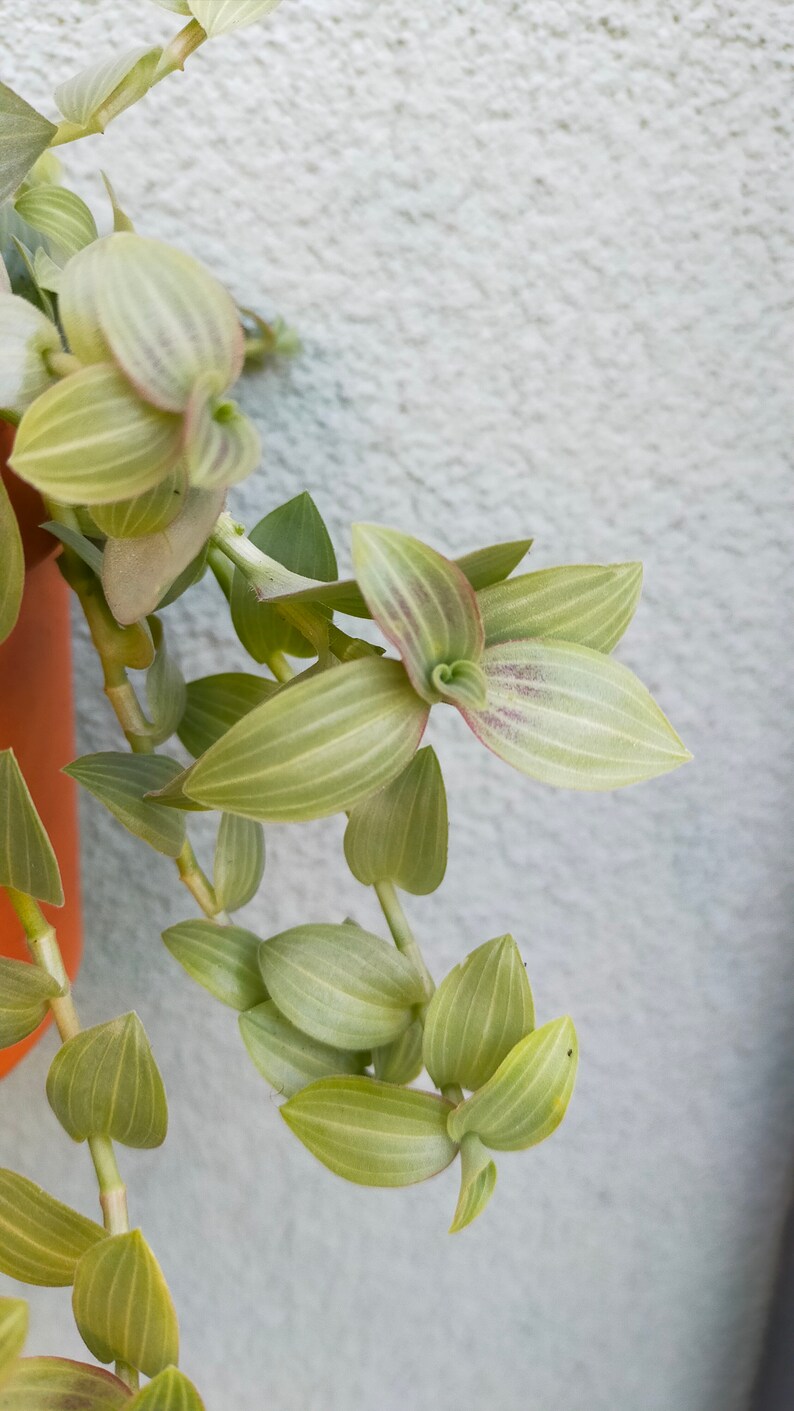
left=47, top=1013, right=168, bottom=1149
left=72, top=1231, right=178, bottom=1378
left=0, top=750, right=63, bottom=905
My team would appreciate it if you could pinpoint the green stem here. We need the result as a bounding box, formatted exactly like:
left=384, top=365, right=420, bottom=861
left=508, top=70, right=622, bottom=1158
left=153, top=19, right=208, bottom=82
left=267, top=650, right=293, bottom=684
left=373, top=880, right=435, bottom=1003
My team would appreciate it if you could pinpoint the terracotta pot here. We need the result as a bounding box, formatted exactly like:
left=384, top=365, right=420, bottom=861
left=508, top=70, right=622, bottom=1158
left=0, top=422, right=82, bottom=1077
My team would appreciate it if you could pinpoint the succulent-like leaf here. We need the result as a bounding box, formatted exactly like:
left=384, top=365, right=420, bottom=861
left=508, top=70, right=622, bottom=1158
left=91, top=463, right=187, bottom=540
left=47, top=1013, right=168, bottom=1149
left=230, top=492, right=338, bottom=661
left=0, top=750, right=63, bottom=904
left=162, top=920, right=267, bottom=1011
left=372, top=1019, right=424, bottom=1085
left=449, top=1132, right=497, bottom=1234
left=10, top=365, right=183, bottom=506
left=213, top=813, right=265, bottom=912
left=0, top=1298, right=27, bottom=1389
left=344, top=747, right=447, bottom=895
left=183, top=376, right=260, bottom=489
left=55, top=48, right=161, bottom=134
left=0, top=1170, right=105, bottom=1287
left=351, top=524, right=486, bottom=707
left=259, top=923, right=426, bottom=1050
left=72, top=1231, right=178, bottom=1377
left=461, top=639, right=691, bottom=790
left=240, top=1002, right=368, bottom=1098
left=0, top=1357, right=132, bottom=1409
left=0, top=959, right=61, bottom=1050
left=184, top=656, right=429, bottom=822
left=14, top=188, right=98, bottom=260
left=64, top=753, right=187, bottom=857
left=128, top=1367, right=205, bottom=1410
left=0, top=478, right=23, bottom=646
left=282, top=1077, right=457, bottom=1187
left=0, top=292, right=61, bottom=417
left=188, top=0, right=283, bottom=37
left=478, top=562, right=643, bottom=653
left=447, top=1017, right=578, bottom=1151
left=423, top=935, right=535, bottom=1092
left=145, top=618, right=187, bottom=747
left=102, top=487, right=225, bottom=625
left=0, top=82, right=57, bottom=205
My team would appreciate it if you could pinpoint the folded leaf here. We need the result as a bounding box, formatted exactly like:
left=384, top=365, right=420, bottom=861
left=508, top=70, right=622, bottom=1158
left=213, top=813, right=265, bottom=913
left=14, top=187, right=98, bottom=260
left=47, top=1013, right=168, bottom=1149
left=55, top=48, right=161, bottom=134
left=423, top=935, right=534, bottom=1092
left=128, top=1367, right=204, bottom=1410
left=0, top=293, right=61, bottom=418
left=184, top=376, right=260, bottom=488
left=230, top=492, right=338, bottom=661
left=102, top=487, right=224, bottom=624
left=188, top=0, right=283, bottom=37
left=0, top=478, right=23, bottom=646
left=101, top=173, right=134, bottom=235
left=72, top=1231, right=178, bottom=1377
left=56, top=238, right=111, bottom=365
left=258, top=923, right=425, bottom=1050
left=0, top=959, right=61, bottom=1050
left=449, top=1132, right=497, bottom=1234
left=90, top=463, right=187, bottom=540
left=372, top=1018, right=424, bottom=1086
left=0, top=82, right=57, bottom=205
left=184, top=656, right=429, bottom=822
left=0, top=1299, right=27, bottom=1389
left=0, top=750, right=63, bottom=904
left=162, top=920, right=267, bottom=1011
left=352, top=524, right=486, bottom=707
left=145, top=618, right=187, bottom=747
left=0, top=1170, right=105, bottom=1287
left=240, top=1002, right=368, bottom=1098
left=461, top=639, right=691, bottom=790
left=64, top=753, right=187, bottom=857
left=447, top=1017, right=578, bottom=1151
left=478, top=562, right=643, bottom=653
left=0, top=1357, right=131, bottom=1408
left=282, top=1077, right=458, bottom=1187
left=344, top=747, right=447, bottom=895
left=177, top=672, right=275, bottom=758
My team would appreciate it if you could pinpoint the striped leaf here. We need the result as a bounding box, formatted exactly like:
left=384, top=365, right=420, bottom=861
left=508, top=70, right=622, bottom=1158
left=344, top=747, right=447, bottom=895
left=478, top=562, right=643, bottom=653
left=188, top=1, right=283, bottom=37
left=90, top=463, right=187, bottom=540
left=184, top=657, right=429, bottom=822
left=461, top=639, right=691, bottom=791
left=0, top=1300, right=26, bottom=1391
left=14, top=188, right=98, bottom=260
left=55, top=48, right=161, bottom=134
left=0, top=477, right=23, bottom=646
left=128, top=1367, right=204, bottom=1410
left=239, top=1001, right=368, bottom=1098
left=455, top=538, right=533, bottom=591
left=0, top=749, right=63, bottom=904
left=423, top=935, right=535, bottom=1092
left=47, top=1013, right=168, bottom=1149
left=449, top=1132, right=497, bottom=1234
left=447, top=1017, right=578, bottom=1151
left=372, top=1018, right=424, bottom=1086
left=72, top=1231, right=178, bottom=1377
left=184, top=377, right=260, bottom=489
left=0, top=959, right=61, bottom=1050
left=33, top=247, right=64, bottom=293
left=64, top=753, right=187, bottom=857
left=0, top=1170, right=105, bottom=1287
left=102, top=487, right=225, bottom=625
left=282, top=1077, right=457, bottom=1187
left=213, top=813, right=265, bottom=912
left=145, top=619, right=187, bottom=748
left=0, top=293, right=61, bottom=417
left=230, top=492, right=338, bottom=661
left=258, top=923, right=426, bottom=1050
left=162, top=920, right=267, bottom=1011
left=177, top=673, right=275, bottom=758
left=10, top=365, right=183, bottom=506
left=57, top=238, right=111, bottom=365
left=0, top=1358, right=131, bottom=1409
left=0, top=82, right=57, bottom=205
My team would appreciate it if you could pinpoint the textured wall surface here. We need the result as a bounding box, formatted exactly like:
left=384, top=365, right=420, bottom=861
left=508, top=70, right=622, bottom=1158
left=2, top=4, right=792, bottom=1409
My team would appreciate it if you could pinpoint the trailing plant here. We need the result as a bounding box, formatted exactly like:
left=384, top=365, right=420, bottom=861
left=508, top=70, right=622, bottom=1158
left=0, top=2, right=691, bottom=1403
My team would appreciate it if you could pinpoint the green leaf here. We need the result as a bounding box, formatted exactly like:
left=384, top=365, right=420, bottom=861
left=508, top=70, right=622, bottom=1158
left=0, top=1170, right=105, bottom=1287
left=351, top=524, right=486, bottom=708
left=91, top=463, right=187, bottom=540
left=188, top=0, right=283, bottom=37
left=128, top=1367, right=204, bottom=1410
left=423, top=935, right=535, bottom=1092
left=184, top=376, right=260, bottom=489
left=55, top=48, right=162, bottom=135
left=0, top=82, right=57, bottom=206
left=101, top=173, right=135, bottom=234
left=33, top=246, right=64, bottom=294
left=455, top=538, right=533, bottom=590
left=344, top=746, right=447, bottom=895
left=0, top=750, right=63, bottom=904
left=239, top=1001, right=367, bottom=1098
left=213, top=813, right=265, bottom=912
left=47, top=1013, right=168, bottom=1148
left=478, top=562, right=643, bottom=653
left=64, top=753, right=187, bottom=857
left=14, top=188, right=98, bottom=260
left=282, top=1077, right=457, bottom=1187
left=72, top=1231, right=178, bottom=1377
left=0, top=292, right=61, bottom=417
left=10, top=364, right=183, bottom=506
left=162, top=920, right=267, bottom=1011
left=184, top=656, right=429, bottom=822
left=230, top=492, right=338, bottom=661
left=372, top=1018, right=424, bottom=1085
left=449, top=1132, right=497, bottom=1234
left=0, top=1358, right=132, bottom=1409
left=0, top=1298, right=27, bottom=1389
left=447, top=1017, right=578, bottom=1151
left=41, top=520, right=104, bottom=575
left=460, top=639, right=691, bottom=790
left=56, top=238, right=110, bottom=364
left=145, top=618, right=186, bottom=748
left=177, top=672, right=275, bottom=758
left=0, top=477, right=23, bottom=646
left=258, top=922, right=425, bottom=1050
left=102, top=487, right=225, bottom=625
left=0, top=959, right=61, bottom=1050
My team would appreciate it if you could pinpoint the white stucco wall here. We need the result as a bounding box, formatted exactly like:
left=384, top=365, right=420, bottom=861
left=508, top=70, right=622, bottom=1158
left=2, top=4, right=792, bottom=1409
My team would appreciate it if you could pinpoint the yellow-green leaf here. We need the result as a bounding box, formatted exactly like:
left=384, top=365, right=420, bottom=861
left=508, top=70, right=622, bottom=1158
left=239, top=1001, right=368, bottom=1098
left=213, top=813, right=265, bottom=913
left=282, top=1077, right=457, bottom=1187
left=162, top=920, right=267, bottom=1011
left=0, top=1357, right=131, bottom=1409
left=177, top=673, right=275, bottom=758
left=0, top=959, right=61, bottom=1050
left=101, top=173, right=135, bottom=234
left=0, top=749, right=63, bottom=904
left=259, top=922, right=426, bottom=1050
left=64, top=753, right=187, bottom=857
left=0, top=478, right=23, bottom=646
left=128, top=1367, right=204, bottom=1410
left=449, top=1132, right=497, bottom=1234
left=455, top=538, right=533, bottom=591
left=372, top=1018, right=424, bottom=1085
left=461, top=639, right=691, bottom=790
left=344, top=747, right=447, bottom=895
left=447, top=1017, right=578, bottom=1151
left=0, top=1299, right=26, bottom=1390
left=47, top=1013, right=168, bottom=1149
left=0, top=82, right=57, bottom=205
left=478, top=563, right=643, bottom=653
left=55, top=48, right=161, bottom=135
left=0, top=292, right=60, bottom=417
left=423, top=935, right=534, bottom=1092
left=188, top=0, right=283, bottom=37
left=184, top=376, right=260, bottom=489
left=14, top=187, right=98, bottom=260
left=0, top=1170, right=105, bottom=1287
left=57, top=238, right=110, bottom=364
left=230, top=492, right=338, bottom=661
left=102, top=487, right=224, bottom=625
left=145, top=618, right=186, bottom=748
left=91, top=463, right=187, bottom=540
left=72, top=1231, right=178, bottom=1377
left=184, top=656, right=429, bottom=823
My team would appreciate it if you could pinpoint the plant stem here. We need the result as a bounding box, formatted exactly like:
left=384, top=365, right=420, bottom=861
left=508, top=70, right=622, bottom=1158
left=373, top=880, right=435, bottom=1002
left=154, top=19, right=208, bottom=81
left=267, top=650, right=293, bottom=683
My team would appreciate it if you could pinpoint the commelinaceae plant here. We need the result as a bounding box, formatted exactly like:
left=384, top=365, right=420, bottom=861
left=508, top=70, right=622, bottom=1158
left=0, top=2, right=691, bottom=1404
